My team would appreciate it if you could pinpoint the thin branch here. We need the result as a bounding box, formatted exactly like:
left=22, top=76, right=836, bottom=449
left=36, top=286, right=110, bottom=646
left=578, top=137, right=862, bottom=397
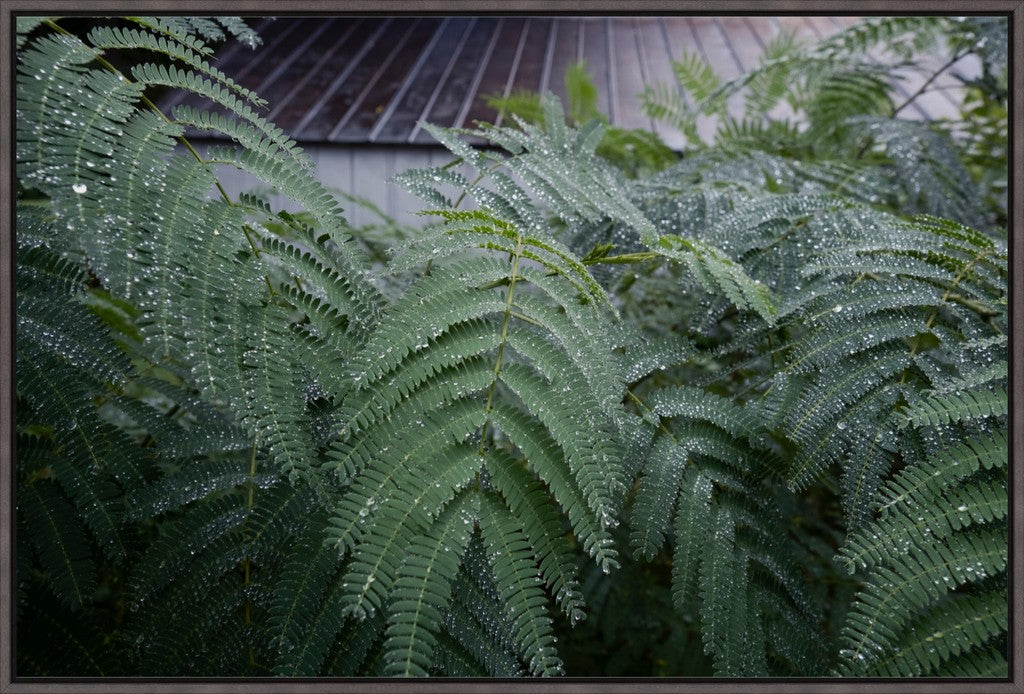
left=890, top=50, right=970, bottom=119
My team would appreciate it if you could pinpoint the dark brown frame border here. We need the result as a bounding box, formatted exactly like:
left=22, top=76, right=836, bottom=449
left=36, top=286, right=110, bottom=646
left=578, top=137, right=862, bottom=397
left=1, top=1, right=1021, bottom=692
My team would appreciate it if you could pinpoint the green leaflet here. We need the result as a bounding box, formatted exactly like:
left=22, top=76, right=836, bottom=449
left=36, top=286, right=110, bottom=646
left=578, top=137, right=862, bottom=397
left=485, top=451, right=586, bottom=623
left=479, top=493, right=564, bottom=676
left=629, top=436, right=686, bottom=560
left=654, top=235, right=777, bottom=323
left=382, top=492, right=479, bottom=676
left=267, top=514, right=338, bottom=667
left=875, top=430, right=1007, bottom=517
left=415, top=96, right=657, bottom=239
left=697, top=506, right=744, bottom=673
left=87, top=26, right=264, bottom=106
left=866, top=587, right=1007, bottom=677
left=839, top=527, right=1008, bottom=675
left=16, top=581, right=115, bottom=675
left=649, top=385, right=766, bottom=447
left=671, top=468, right=714, bottom=609
left=20, top=479, right=96, bottom=610
left=900, top=386, right=1008, bottom=429
left=443, top=537, right=526, bottom=675
left=322, top=609, right=386, bottom=676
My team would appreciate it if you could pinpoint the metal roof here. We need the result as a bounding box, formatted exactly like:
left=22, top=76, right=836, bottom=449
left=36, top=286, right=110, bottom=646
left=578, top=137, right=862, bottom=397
left=161, top=16, right=971, bottom=147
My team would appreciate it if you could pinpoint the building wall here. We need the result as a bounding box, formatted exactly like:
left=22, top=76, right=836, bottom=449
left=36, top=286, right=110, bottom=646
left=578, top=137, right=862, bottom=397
left=202, top=142, right=467, bottom=230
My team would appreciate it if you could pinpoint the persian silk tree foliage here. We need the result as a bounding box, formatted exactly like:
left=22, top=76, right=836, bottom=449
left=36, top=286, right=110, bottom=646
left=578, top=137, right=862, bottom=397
left=14, top=15, right=1008, bottom=678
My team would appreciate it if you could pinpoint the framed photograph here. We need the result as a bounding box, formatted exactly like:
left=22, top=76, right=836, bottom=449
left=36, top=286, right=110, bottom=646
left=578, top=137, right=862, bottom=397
left=2, top=2, right=1020, bottom=692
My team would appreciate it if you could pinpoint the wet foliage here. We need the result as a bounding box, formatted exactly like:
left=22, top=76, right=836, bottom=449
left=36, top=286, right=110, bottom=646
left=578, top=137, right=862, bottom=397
left=14, top=15, right=1008, bottom=677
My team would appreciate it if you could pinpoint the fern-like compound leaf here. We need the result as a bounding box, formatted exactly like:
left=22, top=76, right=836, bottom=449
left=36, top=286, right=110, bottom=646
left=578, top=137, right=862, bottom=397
left=865, top=587, right=1008, bottom=677
left=20, top=480, right=96, bottom=610
left=839, top=526, right=1007, bottom=674
left=630, top=436, right=686, bottom=560
left=479, top=493, right=564, bottom=676
left=900, top=386, right=1007, bottom=429
left=382, top=492, right=478, bottom=676
left=671, top=467, right=715, bottom=610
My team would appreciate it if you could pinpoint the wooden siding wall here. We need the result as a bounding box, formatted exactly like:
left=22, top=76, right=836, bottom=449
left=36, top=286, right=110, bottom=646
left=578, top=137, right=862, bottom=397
left=204, top=143, right=462, bottom=229
left=191, top=16, right=986, bottom=230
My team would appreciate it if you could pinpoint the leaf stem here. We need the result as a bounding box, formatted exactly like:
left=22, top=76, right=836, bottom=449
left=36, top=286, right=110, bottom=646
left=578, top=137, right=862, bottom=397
left=582, top=251, right=659, bottom=265
left=478, top=234, right=523, bottom=457
left=243, top=436, right=258, bottom=668
left=626, top=389, right=676, bottom=441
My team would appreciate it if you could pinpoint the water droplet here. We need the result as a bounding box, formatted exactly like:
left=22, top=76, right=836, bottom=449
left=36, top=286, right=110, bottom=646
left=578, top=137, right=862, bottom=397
left=72, top=182, right=87, bottom=194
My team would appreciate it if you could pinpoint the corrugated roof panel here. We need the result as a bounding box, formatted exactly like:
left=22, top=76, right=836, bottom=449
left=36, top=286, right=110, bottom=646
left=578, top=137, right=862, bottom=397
left=160, top=16, right=964, bottom=145
left=370, top=18, right=474, bottom=142
left=297, top=18, right=419, bottom=140
left=509, top=18, right=554, bottom=97
left=264, top=19, right=364, bottom=126
left=460, top=17, right=530, bottom=128
left=542, top=18, right=582, bottom=106
left=264, top=19, right=368, bottom=132
left=719, top=17, right=767, bottom=71
left=329, top=18, right=445, bottom=141
left=410, top=17, right=501, bottom=143
left=580, top=19, right=613, bottom=119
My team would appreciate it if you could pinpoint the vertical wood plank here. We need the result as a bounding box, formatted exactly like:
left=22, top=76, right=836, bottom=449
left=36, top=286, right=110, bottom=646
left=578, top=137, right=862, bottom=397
left=636, top=17, right=686, bottom=148
left=390, top=148, right=436, bottom=226
left=544, top=18, right=582, bottom=107
left=608, top=18, right=652, bottom=132
left=580, top=18, right=613, bottom=117
left=349, top=147, right=391, bottom=229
